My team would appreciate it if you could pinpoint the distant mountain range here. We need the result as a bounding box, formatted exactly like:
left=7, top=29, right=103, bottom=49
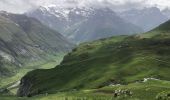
left=0, top=11, right=74, bottom=77
left=118, top=7, right=169, bottom=32
left=162, top=8, right=170, bottom=19
left=27, top=6, right=143, bottom=43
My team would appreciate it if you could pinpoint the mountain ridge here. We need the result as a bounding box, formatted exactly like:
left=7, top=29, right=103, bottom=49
left=118, top=7, right=169, bottom=32
left=0, top=11, right=74, bottom=78
left=27, top=6, right=143, bottom=43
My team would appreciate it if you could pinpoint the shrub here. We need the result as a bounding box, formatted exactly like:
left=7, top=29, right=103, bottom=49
left=156, top=91, right=170, bottom=100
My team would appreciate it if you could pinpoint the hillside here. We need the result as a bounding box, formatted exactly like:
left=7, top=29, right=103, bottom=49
left=27, top=6, right=143, bottom=43
left=141, top=20, right=170, bottom=38
left=0, top=11, right=74, bottom=79
left=18, top=20, right=170, bottom=97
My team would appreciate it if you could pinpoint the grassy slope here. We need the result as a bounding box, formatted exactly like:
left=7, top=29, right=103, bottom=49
left=1, top=79, right=170, bottom=100
left=14, top=20, right=170, bottom=99
left=22, top=31, right=170, bottom=96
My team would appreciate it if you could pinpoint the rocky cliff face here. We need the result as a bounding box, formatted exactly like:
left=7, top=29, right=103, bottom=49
left=17, top=74, right=35, bottom=97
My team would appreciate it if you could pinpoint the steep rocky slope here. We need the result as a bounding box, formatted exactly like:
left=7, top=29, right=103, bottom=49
left=0, top=11, right=74, bottom=77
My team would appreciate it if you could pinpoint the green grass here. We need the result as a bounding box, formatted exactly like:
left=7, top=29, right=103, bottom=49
left=11, top=20, right=170, bottom=99
left=97, top=79, right=170, bottom=100
left=1, top=79, right=170, bottom=100
left=21, top=35, right=170, bottom=96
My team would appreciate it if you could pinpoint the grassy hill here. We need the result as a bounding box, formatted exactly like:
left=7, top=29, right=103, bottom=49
left=17, top=19, right=170, bottom=99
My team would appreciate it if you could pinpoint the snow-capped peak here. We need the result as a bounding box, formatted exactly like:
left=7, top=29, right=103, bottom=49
left=37, top=5, right=96, bottom=20
left=47, top=4, right=57, bottom=8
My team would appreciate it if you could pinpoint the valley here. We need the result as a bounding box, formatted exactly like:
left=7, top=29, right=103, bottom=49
left=2, top=18, right=170, bottom=100
left=0, top=11, right=74, bottom=98
left=1, top=1, right=170, bottom=100
left=0, top=53, right=65, bottom=94
left=7, top=20, right=170, bottom=100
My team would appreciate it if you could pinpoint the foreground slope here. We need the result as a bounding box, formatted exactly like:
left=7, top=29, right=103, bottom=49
left=0, top=11, right=73, bottom=78
left=18, top=20, right=170, bottom=97
left=2, top=79, right=170, bottom=100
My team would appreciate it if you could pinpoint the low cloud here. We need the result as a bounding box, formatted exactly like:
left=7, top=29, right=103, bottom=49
left=0, top=0, right=170, bottom=13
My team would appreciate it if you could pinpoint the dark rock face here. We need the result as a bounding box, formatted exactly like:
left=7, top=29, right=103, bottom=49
left=17, top=75, right=35, bottom=97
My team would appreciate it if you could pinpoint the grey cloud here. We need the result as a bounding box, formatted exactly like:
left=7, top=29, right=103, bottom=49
left=0, top=0, right=169, bottom=13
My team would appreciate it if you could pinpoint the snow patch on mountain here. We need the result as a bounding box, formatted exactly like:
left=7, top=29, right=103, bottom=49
left=38, top=5, right=95, bottom=20
left=0, top=51, right=15, bottom=62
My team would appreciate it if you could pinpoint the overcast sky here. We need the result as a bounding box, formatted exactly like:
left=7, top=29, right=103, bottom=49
left=0, top=0, right=170, bottom=13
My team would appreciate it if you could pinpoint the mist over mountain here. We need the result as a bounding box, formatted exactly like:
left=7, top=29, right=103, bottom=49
left=118, top=7, right=169, bottom=32
left=162, top=8, right=170, bottom=19
left=27, top=6, right=143, bottom=43
left=1, top=0, right=170, bottom=13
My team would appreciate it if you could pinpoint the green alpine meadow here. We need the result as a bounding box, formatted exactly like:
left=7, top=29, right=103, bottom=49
left=1, top=1, right=170, bottom=100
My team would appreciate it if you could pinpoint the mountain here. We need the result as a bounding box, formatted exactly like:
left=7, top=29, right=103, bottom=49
left=118, top=7, right=168, bottom=32
left=162, top=8, right=170, bottom=19
left=27, top=6, right=69, bottom=36
left=66, top=8, right=143, bottom=43
left=27, top=6, right=143, bottom=43
left=26, top=6, right=94, bottom=36
left=18, top=20, right=170, bottom=97
left=0, top=11, right=74, bottom=77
